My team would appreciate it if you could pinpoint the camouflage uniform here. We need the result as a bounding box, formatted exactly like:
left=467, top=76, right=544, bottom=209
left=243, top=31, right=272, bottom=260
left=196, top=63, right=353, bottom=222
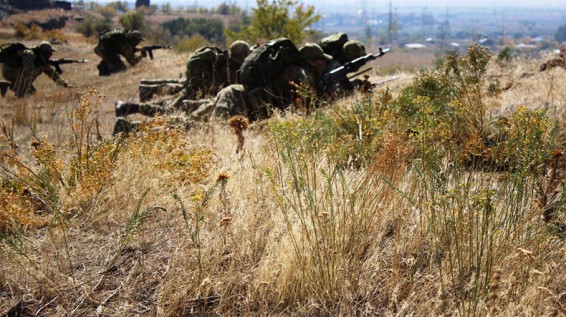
left=122, top=41, right=251, bottom=117
left=318, top=33, right=367, bottom=65
left=94, top=28, right=145, bottom=76
left=342, top=40, right=367, bottom=69
left=0, top=41, right=68, bottom=98
left=300, top=42, right=366, bottom=96
left=113, top=84, right=282, bottom=135
left=112, top=41, right=315, bottom=135
left=299, top=43, right=345, bottom=94
left=184, top=41, right=250, bottom=99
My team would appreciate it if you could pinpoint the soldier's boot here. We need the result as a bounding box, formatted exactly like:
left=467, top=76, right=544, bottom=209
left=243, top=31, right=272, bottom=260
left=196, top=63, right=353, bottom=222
left=97, top=62, right=111, bottom=76
left=139, top=84, right=161, bottom=102
left=0, top=82, right=10, bottom=97
left=14, top=85, right=35, bottom=98
left=112, top=118, right=141, bottom=136
left=115, top=101, right=141, bottom=117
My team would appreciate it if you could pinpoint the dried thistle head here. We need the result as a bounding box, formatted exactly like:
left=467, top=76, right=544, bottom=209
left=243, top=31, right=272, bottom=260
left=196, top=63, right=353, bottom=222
left=216, top=172, right=230, bottom=185
left=228, top=115, right=249, bottom=134
left=30, top=140, right=41, bottom=149
left=229, top=115, right=249, bottom=153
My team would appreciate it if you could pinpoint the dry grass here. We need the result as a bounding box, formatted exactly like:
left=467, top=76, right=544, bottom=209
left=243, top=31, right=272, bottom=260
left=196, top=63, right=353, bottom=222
left=0, top=30, right=565, bottom=317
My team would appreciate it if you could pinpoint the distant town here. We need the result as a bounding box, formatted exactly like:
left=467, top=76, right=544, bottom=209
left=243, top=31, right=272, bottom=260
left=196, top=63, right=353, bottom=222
left=2, top=0, right=565, bottom=53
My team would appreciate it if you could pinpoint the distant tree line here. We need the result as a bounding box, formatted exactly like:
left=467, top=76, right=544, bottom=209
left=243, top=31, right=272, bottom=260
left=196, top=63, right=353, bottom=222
left=74, top=0, right=320, bottom=48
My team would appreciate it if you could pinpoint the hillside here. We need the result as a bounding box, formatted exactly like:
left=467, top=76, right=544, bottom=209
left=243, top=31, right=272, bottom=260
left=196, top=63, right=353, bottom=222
left=0, top=29, right=565, bottom=316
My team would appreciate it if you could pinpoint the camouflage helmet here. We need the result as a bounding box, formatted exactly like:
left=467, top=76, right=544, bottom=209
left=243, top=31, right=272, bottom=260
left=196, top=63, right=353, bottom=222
left=342, top=40, right=366, bottom=61
left=34, top=41, right=56, bottom=52
left=299, top=43, right=332, bottom=61
left=129, top=30, right=145, bottom=42
left=229, top=40, right=250, bottom=64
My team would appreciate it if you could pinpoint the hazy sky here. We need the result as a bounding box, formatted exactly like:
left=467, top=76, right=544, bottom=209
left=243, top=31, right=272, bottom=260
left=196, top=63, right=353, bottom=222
left=94, top=0, right=565, bottom=9
left=384, top=0, right=562, bottom=8
left=93, top=0, right=566, bottom=14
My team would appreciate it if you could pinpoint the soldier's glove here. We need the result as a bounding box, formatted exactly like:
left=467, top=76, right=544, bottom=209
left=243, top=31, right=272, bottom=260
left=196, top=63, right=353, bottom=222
left=351, top=79, right=363, bottom=88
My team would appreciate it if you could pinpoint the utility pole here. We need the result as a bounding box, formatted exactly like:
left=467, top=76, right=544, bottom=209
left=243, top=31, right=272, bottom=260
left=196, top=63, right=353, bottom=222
left=388, top=0, right=392, bottom=47
left=438, top=6, right=449, bottom=52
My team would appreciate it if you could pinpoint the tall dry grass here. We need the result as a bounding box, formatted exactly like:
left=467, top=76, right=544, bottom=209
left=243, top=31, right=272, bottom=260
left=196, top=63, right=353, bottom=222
left=0, top=36, right=564, bottom=317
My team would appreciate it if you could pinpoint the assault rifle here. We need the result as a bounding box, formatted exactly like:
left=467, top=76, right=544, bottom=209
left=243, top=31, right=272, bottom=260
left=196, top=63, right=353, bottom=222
left=137, top=45, right=171, bottom=60
left=322, top=47, right=390, bottom=88
left=48, top=58, right=88, bottom=74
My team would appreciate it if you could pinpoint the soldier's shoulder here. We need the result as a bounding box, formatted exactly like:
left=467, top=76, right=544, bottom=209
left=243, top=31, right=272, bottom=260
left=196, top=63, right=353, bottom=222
left=1, top=42, right=27, bottom=50
left=99, top=28, right=125, bottom=39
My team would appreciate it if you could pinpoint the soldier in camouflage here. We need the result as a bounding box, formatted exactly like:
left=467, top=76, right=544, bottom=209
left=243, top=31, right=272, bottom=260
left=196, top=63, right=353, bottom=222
left=94, top=28, right=145, bottom=76
left=300, top=41, right=368, bottom=96
left=0, top=41, right=70, bottom=98
left=112, top=61, right=313, bottom=135
left=341, top=40, right=367, bottom=67
left=116, top=41, right=251, bottom=118
left=183, top=40, right=250, bottom=99
left=318, top=32, right=367, bottom=65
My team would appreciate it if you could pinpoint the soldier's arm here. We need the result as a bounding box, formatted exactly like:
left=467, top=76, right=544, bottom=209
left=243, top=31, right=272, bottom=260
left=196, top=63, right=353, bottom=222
left=324, top=60, right=354, bottom=92
left=122, top=44, right=142, bottom=66
left=19, top=49, right=39, bottom=72
left=42, top=64, right=68, bottom=87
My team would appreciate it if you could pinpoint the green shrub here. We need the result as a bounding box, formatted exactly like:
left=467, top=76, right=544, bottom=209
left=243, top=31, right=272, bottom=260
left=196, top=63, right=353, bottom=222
left=119, top=10, right=146, bottom=32
left=162, top=17, right=225, bottom=44
left=172, top=35, right=211, bottom=53
left=75, top=17, right=113, bottom=38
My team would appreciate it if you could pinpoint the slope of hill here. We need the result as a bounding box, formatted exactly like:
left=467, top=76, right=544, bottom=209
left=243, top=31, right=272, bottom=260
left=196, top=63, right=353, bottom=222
left=0, top=28, right=564, bottom=316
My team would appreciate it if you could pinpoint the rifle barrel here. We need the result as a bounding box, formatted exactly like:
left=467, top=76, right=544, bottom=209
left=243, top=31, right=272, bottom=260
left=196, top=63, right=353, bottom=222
left=347, top=67, right=372, bottom=79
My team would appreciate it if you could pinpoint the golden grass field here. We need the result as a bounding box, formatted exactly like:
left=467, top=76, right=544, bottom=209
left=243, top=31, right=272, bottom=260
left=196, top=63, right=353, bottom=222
left=0, top=25, right=565, bottom=316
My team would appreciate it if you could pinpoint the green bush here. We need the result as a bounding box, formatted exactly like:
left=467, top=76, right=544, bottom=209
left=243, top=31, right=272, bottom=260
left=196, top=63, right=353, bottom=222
left=162, top=17, right=225, bottom=44
left=119, top=10, right=146, bottom=32
left=226, top=0, right=320, bottom=44
left=173, top=35, right=211, bottom=53
left=75, top=17, right=113, bottom=38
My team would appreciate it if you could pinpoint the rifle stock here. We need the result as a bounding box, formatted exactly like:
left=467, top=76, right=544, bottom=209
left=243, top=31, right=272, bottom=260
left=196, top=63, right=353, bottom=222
left=139, top=45, right=171, bottom=60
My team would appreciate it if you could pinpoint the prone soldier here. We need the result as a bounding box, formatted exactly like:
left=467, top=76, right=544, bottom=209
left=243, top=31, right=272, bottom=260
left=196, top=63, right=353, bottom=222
left=299, top=42, right=350, bottom=97
left=0, top=41, right=72, bottom=98
left=119, top=41, right=251, bottom=117
left=112, top=39, right=312, bottom=135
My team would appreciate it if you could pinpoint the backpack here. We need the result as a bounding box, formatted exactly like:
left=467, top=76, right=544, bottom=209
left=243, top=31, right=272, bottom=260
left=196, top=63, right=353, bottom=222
left=0, top=42, right=27, bottom=66
left=318, top=32, right=348, bottom=59
left=185, top=46, right=228, bottom=96
left=99, top=28, right=128, bottom=45
left=186, top=46, right=227, bottom=78
left=237, top=38, right=300, bottom=87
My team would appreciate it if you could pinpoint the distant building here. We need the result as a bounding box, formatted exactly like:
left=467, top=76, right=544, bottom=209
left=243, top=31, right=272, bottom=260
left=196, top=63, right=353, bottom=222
left=3, top=0, right=71, bottom=10
left=477, top=38, right=494, bottom=47
left=405, top=43, right=427, bottom=49
left=135, top=0, right=150, bottom=8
